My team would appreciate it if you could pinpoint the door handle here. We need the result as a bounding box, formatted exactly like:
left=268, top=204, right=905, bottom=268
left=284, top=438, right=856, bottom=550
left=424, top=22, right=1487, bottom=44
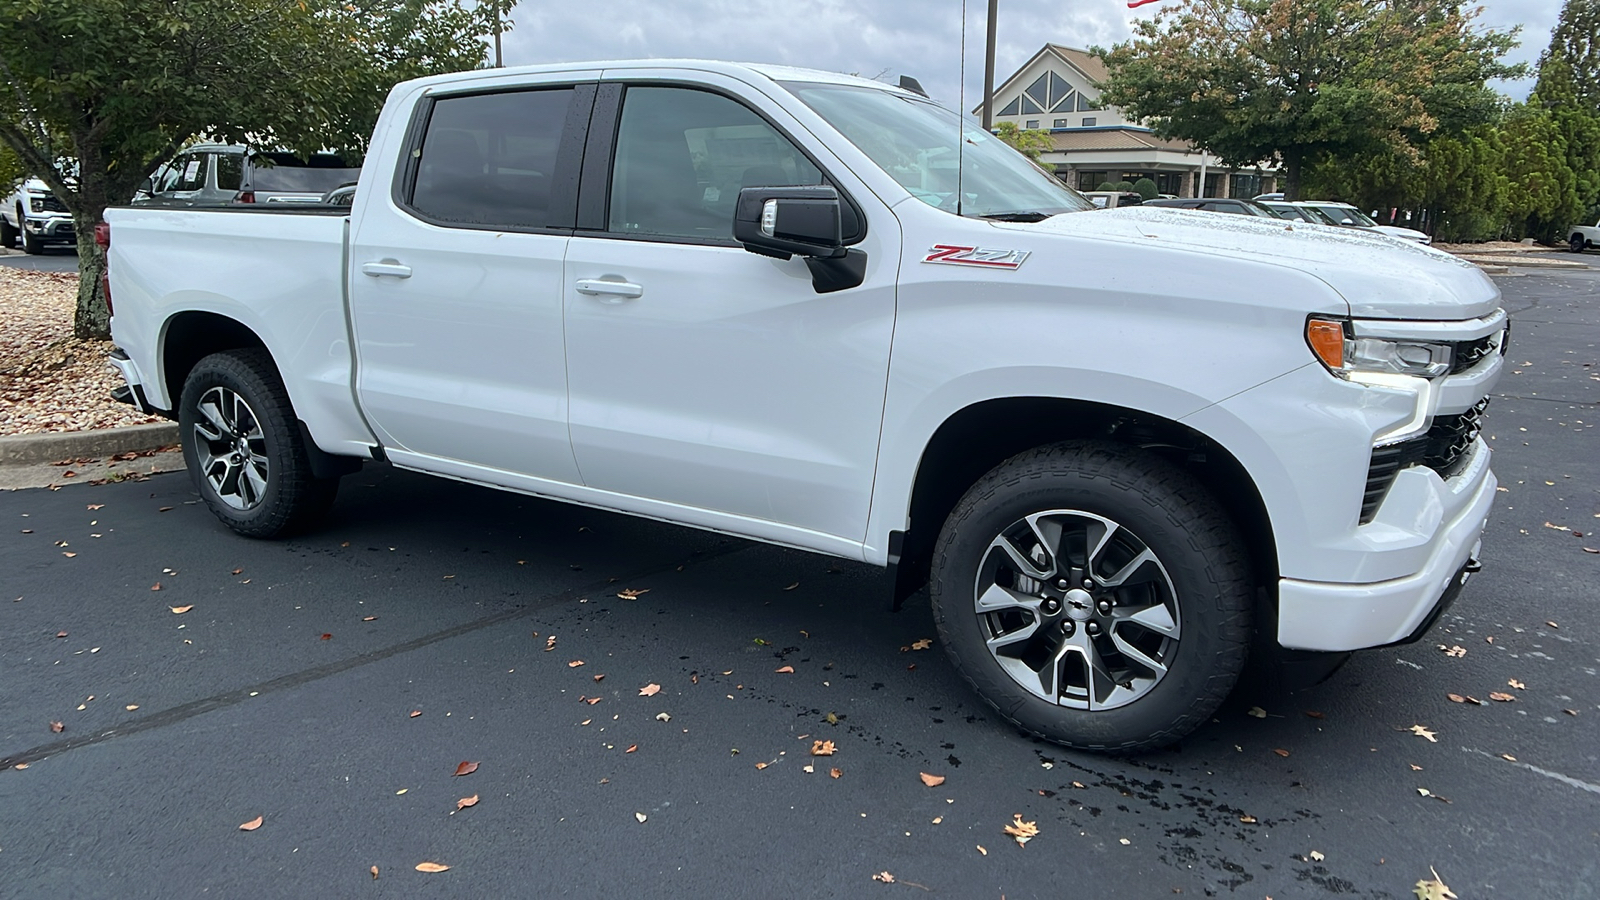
left=361, top=260, right=413, bottom=278
left=575, top=278, right=643, bottom=299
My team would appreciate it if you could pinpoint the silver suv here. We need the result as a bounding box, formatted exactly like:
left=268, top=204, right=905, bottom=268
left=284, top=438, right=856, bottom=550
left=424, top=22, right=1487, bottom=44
left=133, top=145, right=360, bottom=207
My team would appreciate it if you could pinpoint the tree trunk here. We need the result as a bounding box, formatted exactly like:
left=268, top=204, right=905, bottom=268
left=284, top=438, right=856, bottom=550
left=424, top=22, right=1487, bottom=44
left=72, top=208, right=110, bottom=340
left=1282, top=152, right=1303, bottom=201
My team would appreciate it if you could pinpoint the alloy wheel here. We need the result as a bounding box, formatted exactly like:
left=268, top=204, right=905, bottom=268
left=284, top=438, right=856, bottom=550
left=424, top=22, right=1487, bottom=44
left=192, top=386, right=269, bottom=510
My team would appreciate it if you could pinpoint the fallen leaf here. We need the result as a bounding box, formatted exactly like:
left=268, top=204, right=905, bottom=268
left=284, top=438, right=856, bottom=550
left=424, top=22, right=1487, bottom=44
left=158, top=506, right=173, bottom=512
left=87, top=504, right=103, bottom=510
left=1272, top=748, right=1291, bottom=757
left=639, top=683, right=661, bottom=697
left=1500, top=753, right=1517, bottom=762
left=414, top=862, right=450, bottom=873
left=1508, top=679, right=1525, bottom=689
left=370, top=866, right=379, bottom=880
left=456, top=794, right=479, bottom=810
left=1119, top=838, right=1131, bottom=845
left=55, top=630, right=67, bottom=638
left=755, top=761, right=769, bottom=770
left=1411, top=764, right=1423, bottom=771
left=125, top=704, right=139, bottom=711
left=919, top=772, right=946, bottom=787
left=1240, top=814, right=1257, bottom=824
left=910, top=638, right=933, bottom=650
left=568, top=660, right=585, bottom=668
left=1311, top=850, right=1325, bottom=862
left=453, top=761, right=479, bottom=777
left=617, top=588, right=650, bottom=600
left=1545, top=621, right=1559, bottom=629
left=1004, top=814, right=1040, bottom=847
left=802, top=764, right=814, bottom=774
left=655, top=712, right=671, bottom=722
left=49, top=721, right=63, bottom=733
left=1447, top=693, right=1467, bottom=703
left=1417, top=787, right=1432, bottom=797
left=1565, top=708, right=1579, bottom=716
left=238, top=816, right=263, bottom=831
left=62, top=552, right=76, bottom=558
left=635, top=812, right=647, bottom=823
left=584, top=696, right=602, bottom=705
left=169, top=605, right=192, bottom=614
left=1414, top=866, right=1458, bottom=900
left=409, top=710, right=421, bottom=718
left=1441, top=645, right=1466, bottom=658
left=873, top=871, right=895, bottom=883
left=1071, top=781, right=1085, bottom=789
left=774, top=665, right=795, bottom=673
left=784, top=582, right=800, bottom=591
left=625, top=744, right=637, bottom=754
left=932, top=816, right=943, bottom=824
left=320, top=633, right=332, bottom=641
left=811, top=740, right=836, bottom=756
left=830, top=767, right=842, bottom=779
left=1410, top=725, right=1438, bottom=742
left=977, top=845, right=988, bottom=856
left=1247, top=706, right=1267, bottom=718
left=1304, top=710, right=1325, bottom=719
left=1489, top=692, right=1516, bottom=702
left=13, top=763, right=26, bottom=770
left=362, top=616, right=377, bottom=622
left=232, top=568, right=243, bottom=575
left=150, top=583, right=162, bottom=591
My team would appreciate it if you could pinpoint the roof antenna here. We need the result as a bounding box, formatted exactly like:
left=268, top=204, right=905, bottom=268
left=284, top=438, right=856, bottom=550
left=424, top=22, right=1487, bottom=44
left=898, top=75, right=929, bottom=97
left=956, top=0, right=967, bottom=217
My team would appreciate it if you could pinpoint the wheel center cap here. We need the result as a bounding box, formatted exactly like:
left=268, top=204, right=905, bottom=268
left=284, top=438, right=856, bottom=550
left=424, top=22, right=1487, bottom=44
left=1063, top=588, right=1094, bottom=621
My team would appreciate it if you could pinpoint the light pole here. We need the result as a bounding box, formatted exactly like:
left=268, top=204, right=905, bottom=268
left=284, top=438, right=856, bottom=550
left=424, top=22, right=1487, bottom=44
left=981, top=0, right=998, bottom=131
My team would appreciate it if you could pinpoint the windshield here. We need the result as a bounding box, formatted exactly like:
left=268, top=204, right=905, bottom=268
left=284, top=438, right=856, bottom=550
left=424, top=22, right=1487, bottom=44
left=782, top=82, right=1092, bottom=219
left=1310, top=204, right=1377, bottom=227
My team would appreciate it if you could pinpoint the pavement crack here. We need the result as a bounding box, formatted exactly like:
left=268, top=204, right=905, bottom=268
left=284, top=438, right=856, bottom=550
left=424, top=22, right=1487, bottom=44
left=0, top=541, right=749, bottom=771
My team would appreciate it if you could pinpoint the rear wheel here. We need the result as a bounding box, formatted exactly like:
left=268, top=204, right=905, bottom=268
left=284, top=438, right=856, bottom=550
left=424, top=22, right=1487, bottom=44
left=1571, top=233, right=1586, bottom=253
left=179, top=349, right=338, bottom=538
left=930, top=442, right=1252, bottom=752
left=0, top=213, right=16, bottom=249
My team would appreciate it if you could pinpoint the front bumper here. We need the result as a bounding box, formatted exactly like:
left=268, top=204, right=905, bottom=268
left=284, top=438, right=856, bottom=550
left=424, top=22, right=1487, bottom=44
left=1277, top=458, right=1495, bottom=651
left=24, top=214, right=75, bottom=242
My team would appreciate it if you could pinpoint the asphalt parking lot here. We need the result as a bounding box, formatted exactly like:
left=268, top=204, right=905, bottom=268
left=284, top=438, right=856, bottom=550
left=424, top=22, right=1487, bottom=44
left=0, top=246, right=79, bottom=272
left=2, top=264, right=1597, bottom=899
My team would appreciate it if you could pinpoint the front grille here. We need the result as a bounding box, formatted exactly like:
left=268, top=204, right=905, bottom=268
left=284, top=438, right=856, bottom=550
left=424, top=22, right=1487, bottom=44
left=1449, top=333, right=1497, bottom=374
left=37, top=194, right=67, bottom=214
left=1359, top=398, right=1489, bottom=523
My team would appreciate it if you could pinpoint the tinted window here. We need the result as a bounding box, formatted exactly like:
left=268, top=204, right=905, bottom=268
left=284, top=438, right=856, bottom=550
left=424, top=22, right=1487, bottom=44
left=410, top=89, right=572, bottom=228
left=152, top=160, right=184, bottom=193
left=216, top=153, right=243, bottom=191
left=608, top=87, right=822, bottom=241
left=173, top=153, right=207, bottom=192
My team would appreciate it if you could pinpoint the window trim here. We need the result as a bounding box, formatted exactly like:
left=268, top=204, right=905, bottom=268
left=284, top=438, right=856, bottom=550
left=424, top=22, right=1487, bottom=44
left=575, top=80, right=868, bottom=248
left=389, top=82, right=597, bottom=234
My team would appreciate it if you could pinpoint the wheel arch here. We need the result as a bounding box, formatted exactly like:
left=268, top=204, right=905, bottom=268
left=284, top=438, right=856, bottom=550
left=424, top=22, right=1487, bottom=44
left=890, top=397, right=1277, bottom=604
left=159, top=310, right=271, bottom=413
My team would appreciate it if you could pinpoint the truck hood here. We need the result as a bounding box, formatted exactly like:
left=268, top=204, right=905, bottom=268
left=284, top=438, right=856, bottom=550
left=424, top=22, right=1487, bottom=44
left=1005, top=207, right=1498, bottom=320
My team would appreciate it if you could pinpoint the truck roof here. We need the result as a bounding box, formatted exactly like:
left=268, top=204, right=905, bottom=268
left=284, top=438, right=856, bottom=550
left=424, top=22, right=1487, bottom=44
left=402, top=59, right=918, bottom=97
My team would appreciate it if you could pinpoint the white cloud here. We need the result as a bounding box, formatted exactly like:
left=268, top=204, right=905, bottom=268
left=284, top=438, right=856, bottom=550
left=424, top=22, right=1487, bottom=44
left=499, top=0, right=1555, bottom=106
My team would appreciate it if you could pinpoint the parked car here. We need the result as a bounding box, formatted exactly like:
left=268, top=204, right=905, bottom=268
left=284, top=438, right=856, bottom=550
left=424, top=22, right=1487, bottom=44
left=1141, top=197, right=1282, bottom=218
left=105, top=59, right=1503, bottom=753
left=133, top=145, right=361, bottom=207
left=1081, top=190, right=1143, bottom=209
left=3, top=177, right=76, bottom=253
left=1301, top=201, right=1432, bottom=245
left=1259, top=200, right=1336, bottom=224
left=320, top=183, right=358, bottom=207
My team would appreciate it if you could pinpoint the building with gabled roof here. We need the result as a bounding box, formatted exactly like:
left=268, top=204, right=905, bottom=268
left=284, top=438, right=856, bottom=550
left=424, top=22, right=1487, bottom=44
left=977, top=44, right=1277, bottom=198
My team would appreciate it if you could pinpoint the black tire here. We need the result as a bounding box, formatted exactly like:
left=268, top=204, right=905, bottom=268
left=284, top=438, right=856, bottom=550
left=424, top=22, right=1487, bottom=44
left=0, top=213, right=16, bottom=249
left=18, top=213, right=41, bottom=254
left=179, top=349, right=338, bottom=538
left=1571, top=233, right=1586, bottom=253
left=930, top=442, right=1252, bottom=752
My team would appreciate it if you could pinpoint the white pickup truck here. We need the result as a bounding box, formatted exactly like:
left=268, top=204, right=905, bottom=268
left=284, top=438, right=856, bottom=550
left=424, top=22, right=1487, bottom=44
left=105, top=60, right=1507, bottom=751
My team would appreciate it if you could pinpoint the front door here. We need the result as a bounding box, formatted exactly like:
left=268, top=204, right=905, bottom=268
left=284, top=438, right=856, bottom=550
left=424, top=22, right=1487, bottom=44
left=349, top=77, right=595, bottom=483
left=562, top=81, right=900, bottom=546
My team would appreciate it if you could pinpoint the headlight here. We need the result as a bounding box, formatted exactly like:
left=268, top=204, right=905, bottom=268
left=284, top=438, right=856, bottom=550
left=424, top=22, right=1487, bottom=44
left=29, top=196, right=45, bottom=213
left=1306, top=317, right=1453, bottom=379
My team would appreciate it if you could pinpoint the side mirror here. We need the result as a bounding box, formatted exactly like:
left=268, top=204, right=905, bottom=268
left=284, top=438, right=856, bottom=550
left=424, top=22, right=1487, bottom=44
left=734, top=185, right=846, bottom=260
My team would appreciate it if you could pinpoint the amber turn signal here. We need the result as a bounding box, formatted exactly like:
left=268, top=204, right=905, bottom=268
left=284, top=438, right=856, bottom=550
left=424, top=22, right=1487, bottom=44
left=1305, top=318, right=1346, bottom=370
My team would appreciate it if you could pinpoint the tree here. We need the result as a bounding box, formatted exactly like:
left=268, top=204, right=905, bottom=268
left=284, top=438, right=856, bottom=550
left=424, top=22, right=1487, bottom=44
left=993, top=121, right=1054, bottom=161
left=1096, top=0, right=1522, bottom=199
left=1132, top=177, right=1158, bottom=200
left=0, top=0, right=500, bottom=340
left=1530, top=0, right=1600, bottom=238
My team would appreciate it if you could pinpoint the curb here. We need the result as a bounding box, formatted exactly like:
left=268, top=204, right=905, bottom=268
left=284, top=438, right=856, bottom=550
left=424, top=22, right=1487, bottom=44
left=0, top=422, right=179, bottom=464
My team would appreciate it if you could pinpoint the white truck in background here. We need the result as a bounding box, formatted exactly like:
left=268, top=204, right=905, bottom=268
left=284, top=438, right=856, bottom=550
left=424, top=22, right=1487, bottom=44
left=103, top=60, right=1506, bottom=752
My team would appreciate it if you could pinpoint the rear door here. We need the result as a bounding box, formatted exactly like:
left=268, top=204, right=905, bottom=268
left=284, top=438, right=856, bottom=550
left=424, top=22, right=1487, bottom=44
left=560, top=75, right=900, bottom=546
left=348, top=74, right=597, bottom=483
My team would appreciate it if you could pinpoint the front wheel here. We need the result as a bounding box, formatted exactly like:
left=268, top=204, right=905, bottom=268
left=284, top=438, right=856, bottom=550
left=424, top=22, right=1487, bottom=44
left=0, top=214, right=16, bottom=249
left=930, top=443, right=1252, bottom=752
left=179, top=349, right=338, bottom=538
left=1571, top=233, right=1586, bottom=253
left=18, top=216, right=41, bottom=254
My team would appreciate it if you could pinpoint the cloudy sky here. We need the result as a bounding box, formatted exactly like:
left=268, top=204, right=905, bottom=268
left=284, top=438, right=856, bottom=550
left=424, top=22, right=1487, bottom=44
left=499, top=0, right=1558, bottom=108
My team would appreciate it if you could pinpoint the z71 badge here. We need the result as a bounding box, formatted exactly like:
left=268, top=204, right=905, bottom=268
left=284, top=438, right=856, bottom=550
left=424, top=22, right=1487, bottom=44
left=922, top=245, right=1031, bottom=269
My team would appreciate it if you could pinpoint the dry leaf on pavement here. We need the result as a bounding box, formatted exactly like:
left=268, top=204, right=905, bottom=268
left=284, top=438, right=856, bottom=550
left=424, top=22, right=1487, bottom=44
left=238, top=816, right=263, bottom=831
left=774, top=665, right=794, bottom=673
left=456, top=794, right=479, bottom=810
left=1410, top=725, right=1438, bottom=742
left=370, top=866, right=379, bottom=880
left=635, top=812, right=647, bottom=823
left=568, top=660, right=585, bottom=668
left=919, top=772, right=946, bottom=787
left=1247, top=706, right=1267, bottom=718
left=169, top=605, right=191, bottom=614
left=1489, top=692, right=1516, bottom=702
left=49, top=721, right=63, bottom=733
left=150, top=583, right=161, bottom=591
left=1508, top=679, right=1525, bottom=689
left=1414, top=867, right=1457, bottom=899
left=873, top=871, right=895, bottom=883
left=415, top=862, right=450, bottom=873
left=830, top=767, right=842, bottom=778
left=639, top=683, right=661, bottom=697
left=409, top=710, right=421, bottom=718
left=1004, top=814, right=1039, bottom=847
left=617, top=588, right=649, bottom=600
left=976, top=845, right=988, bottom=856
left=911, top=638, right=933, bottom=650
left=810, top=740, right=836, bottom=756
left=453, top=761, right=479, bottom=777
left=1272, top=748, right=1291, bottom=757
